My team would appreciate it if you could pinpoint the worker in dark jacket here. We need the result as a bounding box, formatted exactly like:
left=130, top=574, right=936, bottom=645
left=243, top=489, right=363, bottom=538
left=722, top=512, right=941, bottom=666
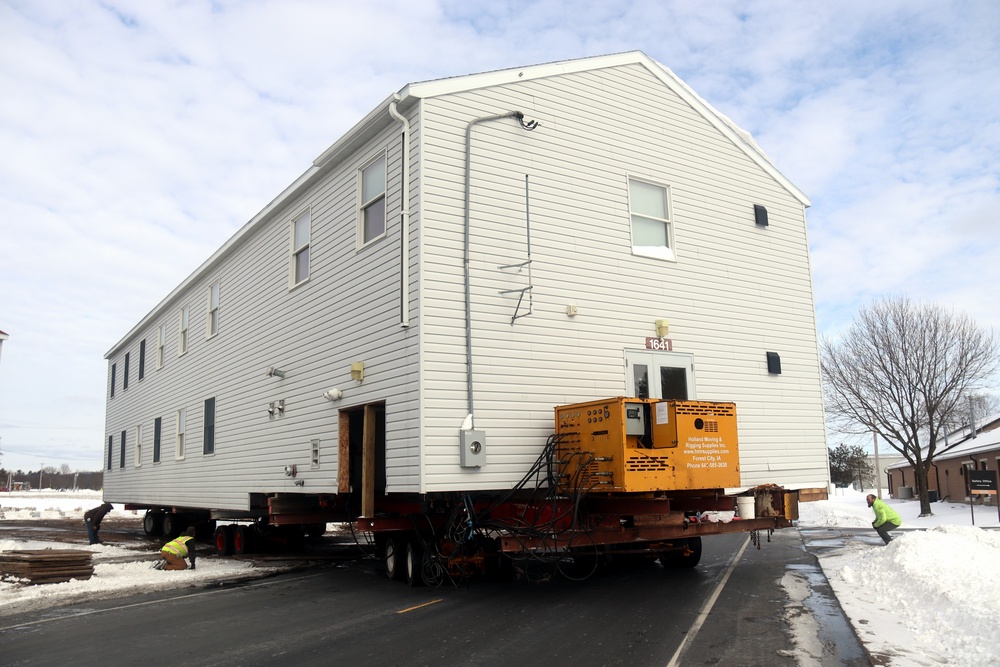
left=866, top=494, right=902, bottom=544
left=158, top=526, right=197, bottom=570
left=84, top=502, right=113, bottom=544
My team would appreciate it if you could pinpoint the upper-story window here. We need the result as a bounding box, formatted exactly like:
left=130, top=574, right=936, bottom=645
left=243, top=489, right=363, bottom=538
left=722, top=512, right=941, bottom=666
left=359, top=154, right=386, bottom=245
left=178, top=306, right=189, bottom=356
left=135, top=423, right=143, bottom=467
left=204, top=397, right=216, bottom=455
left=207, top=281, right=220, bottom=338
left=157, top=324, right=166, bottom=369
left=176, top=408, right=186, bottom=460
left=153, top=416, right=162, bottom=463
left=110, top=363, right=116, bottom=398
left=138, top=339, right=146, bottom=380
left=628, top=177, right=675, bottom=261
left=291, top=209, right=310, bottom=286
left=123, top=352, right=130, bottom=390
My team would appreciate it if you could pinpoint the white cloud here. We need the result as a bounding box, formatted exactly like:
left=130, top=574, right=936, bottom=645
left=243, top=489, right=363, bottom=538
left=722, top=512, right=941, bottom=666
left=1, top=0, right=999, bottom=471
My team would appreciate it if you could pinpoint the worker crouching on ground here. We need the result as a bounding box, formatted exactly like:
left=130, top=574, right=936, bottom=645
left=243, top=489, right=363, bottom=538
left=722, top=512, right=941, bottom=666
left=866, top=494, right=902, bottom=544
left=84, top=502, right=113, bottom=544
left=158, top=526, right=197, bottom=570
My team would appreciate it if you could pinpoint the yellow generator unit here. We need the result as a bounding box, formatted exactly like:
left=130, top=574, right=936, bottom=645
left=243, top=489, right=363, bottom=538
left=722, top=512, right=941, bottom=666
left=554, top=398, right=741, bottom=493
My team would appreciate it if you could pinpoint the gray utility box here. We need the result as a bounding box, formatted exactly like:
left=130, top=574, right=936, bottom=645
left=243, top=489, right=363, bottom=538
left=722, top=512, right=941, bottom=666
left=460, top=430, right=486, bottom=468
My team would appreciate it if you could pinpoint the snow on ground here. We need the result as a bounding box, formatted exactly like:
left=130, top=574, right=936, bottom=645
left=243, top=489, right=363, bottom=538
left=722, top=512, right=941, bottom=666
left=2, top=489, right=1000, bottom=665
left=798, top=488, right=1000, bottom=667
left=0, top=490, right=278, bottom=615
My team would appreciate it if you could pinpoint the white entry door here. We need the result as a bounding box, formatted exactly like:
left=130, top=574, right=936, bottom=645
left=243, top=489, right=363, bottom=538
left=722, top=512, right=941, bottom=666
left=625, top=350, right=696, bottom=400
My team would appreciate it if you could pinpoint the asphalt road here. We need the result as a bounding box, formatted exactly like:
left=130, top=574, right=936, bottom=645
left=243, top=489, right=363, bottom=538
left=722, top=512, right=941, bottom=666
left=0, top=529, right=869, bottom=667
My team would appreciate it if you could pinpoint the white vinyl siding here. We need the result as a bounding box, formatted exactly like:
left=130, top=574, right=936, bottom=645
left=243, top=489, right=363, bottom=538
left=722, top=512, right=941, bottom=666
left=416, top=63, right=825, bottom=491
left=101, top=110, right=419, bottom=509
left=100, top=57, right=825, bottom=510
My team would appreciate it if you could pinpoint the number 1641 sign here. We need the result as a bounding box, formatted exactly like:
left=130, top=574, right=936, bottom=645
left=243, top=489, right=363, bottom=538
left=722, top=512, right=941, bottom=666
left=645, top=337, right=672, bottom=351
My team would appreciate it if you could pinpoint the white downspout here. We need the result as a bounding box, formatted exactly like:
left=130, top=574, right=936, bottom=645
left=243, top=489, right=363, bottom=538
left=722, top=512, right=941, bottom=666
left=389, top=95, right=410, bottom=328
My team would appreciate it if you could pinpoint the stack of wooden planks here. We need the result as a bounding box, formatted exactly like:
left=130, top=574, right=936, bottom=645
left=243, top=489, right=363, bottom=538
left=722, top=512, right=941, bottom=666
left=0, top=549, right=94, bottom=584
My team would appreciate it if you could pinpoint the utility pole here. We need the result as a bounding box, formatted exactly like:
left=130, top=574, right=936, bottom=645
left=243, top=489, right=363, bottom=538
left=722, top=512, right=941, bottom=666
left=874, top=431, right=882, bottom=499
left=38, top=463, right=43, bottom=492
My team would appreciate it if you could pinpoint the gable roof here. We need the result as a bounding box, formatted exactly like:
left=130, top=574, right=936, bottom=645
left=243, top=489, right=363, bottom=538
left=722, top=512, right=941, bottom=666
left=886, top=413, right=1000, bottom=468
left=314, top=51, right=809, bottom=207
left=107, top=52, right=808, bottom=358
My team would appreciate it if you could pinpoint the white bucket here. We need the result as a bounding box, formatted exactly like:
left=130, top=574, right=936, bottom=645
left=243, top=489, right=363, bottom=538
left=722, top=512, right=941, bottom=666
left=736, top=496, right=756, bottom=519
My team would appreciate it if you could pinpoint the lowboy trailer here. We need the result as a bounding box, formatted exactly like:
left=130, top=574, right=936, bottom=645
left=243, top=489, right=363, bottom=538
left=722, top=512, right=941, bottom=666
left=130, top=397, right=797, bottom=586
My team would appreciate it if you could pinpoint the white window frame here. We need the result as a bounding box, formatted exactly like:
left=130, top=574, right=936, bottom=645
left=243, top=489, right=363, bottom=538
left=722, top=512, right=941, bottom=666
left=290, top=208, right=311, bottom=287
left=358, top=153, right=387, bottom=247
left=627, top=176, right=675, bottom=262
left=178, top=306, right=189, bottom=356
left=157, top=324, right=166, bottom=369
left=206, top=280, right=220, bottom=338
left=176, top=408, right=186, bottom=460
left=135, top=423, right=143, bottom=467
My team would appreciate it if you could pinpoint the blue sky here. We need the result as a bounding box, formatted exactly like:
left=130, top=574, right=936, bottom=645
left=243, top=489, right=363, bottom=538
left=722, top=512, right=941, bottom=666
left=1, top=0, right=998, bottom=473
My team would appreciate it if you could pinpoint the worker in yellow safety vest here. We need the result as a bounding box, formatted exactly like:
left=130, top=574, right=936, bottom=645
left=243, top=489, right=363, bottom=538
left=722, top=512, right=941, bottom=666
left=158, top=526, right=197, bottom=570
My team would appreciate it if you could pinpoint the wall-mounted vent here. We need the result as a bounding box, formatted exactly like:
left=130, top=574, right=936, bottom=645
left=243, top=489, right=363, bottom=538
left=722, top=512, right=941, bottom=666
left=754, top=204, right=768, bottom=227
left=766, top=351, right=781, bottom=374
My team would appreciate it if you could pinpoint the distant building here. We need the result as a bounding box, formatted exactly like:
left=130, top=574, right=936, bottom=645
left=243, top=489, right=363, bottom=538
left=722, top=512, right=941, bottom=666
left=0, top=329, right=8, bottom=364
left=886, top=414, right=1000, bottom=503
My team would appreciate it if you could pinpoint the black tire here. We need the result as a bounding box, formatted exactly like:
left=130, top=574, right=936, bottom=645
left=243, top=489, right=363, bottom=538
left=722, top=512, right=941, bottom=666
left=233, top=525, right=253, bottom=555
left=658, top=537, right=702, bottom=568
left=161, top=513, right=184, bottom=539
left=214, top=524, right=234, bottom=556
left=405, top=539, right=425, bottom=587
left=143, top=511, right=163, bottom=537
left=384, top=536, right=405, bottom=581
left=306, top=523, right=326, bottom=538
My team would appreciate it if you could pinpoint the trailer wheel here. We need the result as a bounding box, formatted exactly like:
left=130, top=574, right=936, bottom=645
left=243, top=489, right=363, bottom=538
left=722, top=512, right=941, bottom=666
left=384, top=537, right=405, bottom=581
left=306, top=523, right=326, bottom=538
left=405, top=539, right=425, bottom=587
left=658, top=537, right=702, bottom=568
left=143, top=511, right=163, bottom=537
left=162, top=513, right=186, bottom=539
left=214, top=524, right=234, bottom=556
left=233, top=525, right=253, bottom=555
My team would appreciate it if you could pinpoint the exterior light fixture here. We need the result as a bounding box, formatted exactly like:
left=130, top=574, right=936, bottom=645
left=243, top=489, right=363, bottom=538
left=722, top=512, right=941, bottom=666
left=267, top=367, right=286, bottom=379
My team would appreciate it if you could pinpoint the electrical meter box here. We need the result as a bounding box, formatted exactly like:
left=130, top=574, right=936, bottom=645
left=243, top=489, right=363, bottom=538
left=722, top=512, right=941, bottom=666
left=554, top=397, right=741, bottom=493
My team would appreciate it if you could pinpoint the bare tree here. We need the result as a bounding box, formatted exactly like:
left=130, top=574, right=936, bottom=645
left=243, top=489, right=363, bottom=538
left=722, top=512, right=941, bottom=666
left=822, top=297, right=999, bottom=516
